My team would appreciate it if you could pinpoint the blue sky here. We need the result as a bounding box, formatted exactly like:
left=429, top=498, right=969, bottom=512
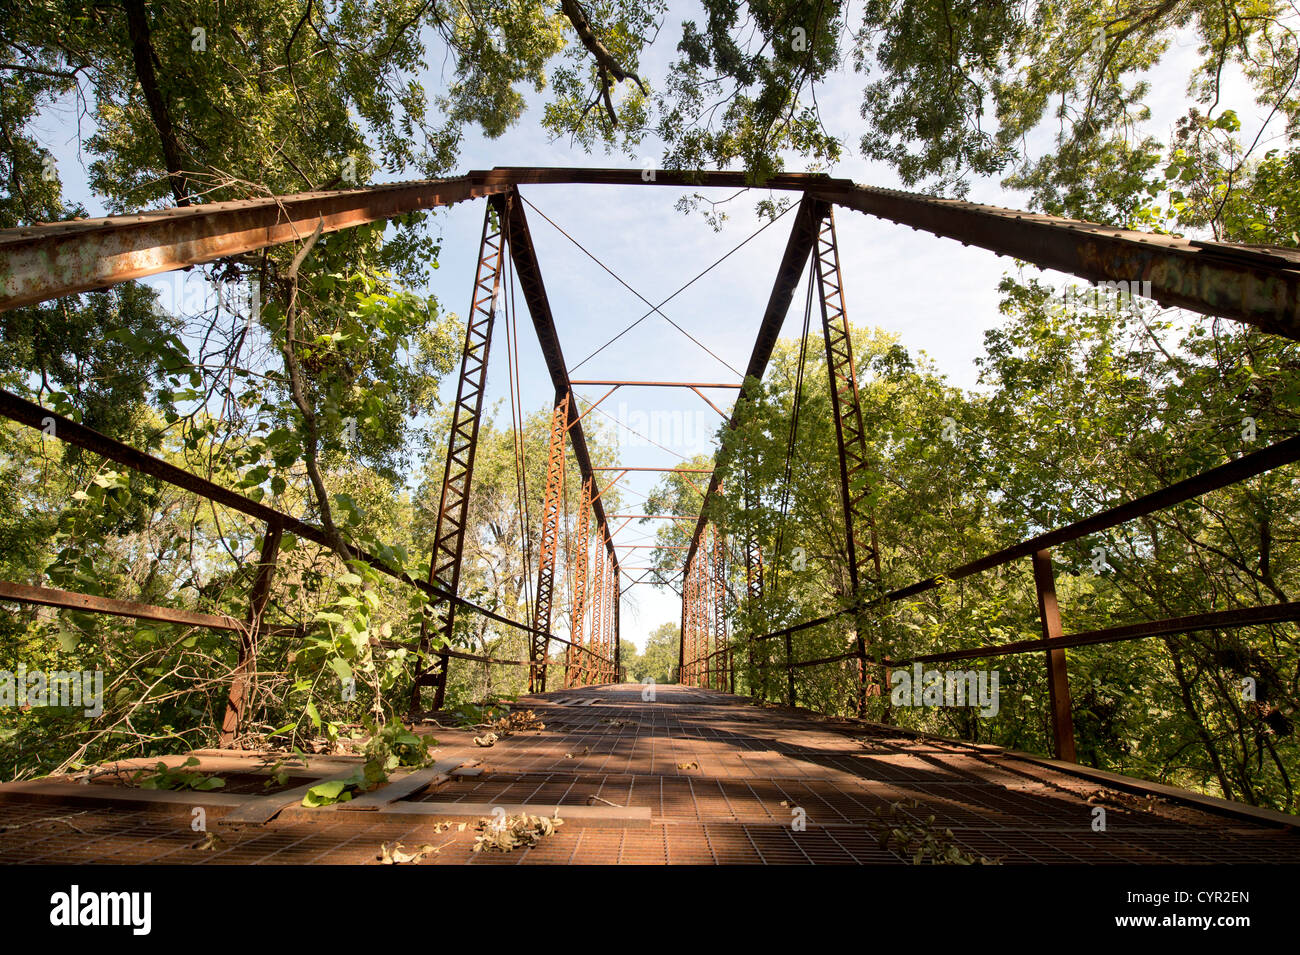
left=33, top=9, right=1278, bottom=651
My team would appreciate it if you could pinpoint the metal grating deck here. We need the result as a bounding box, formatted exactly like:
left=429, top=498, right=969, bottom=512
left=0, top=684, right=1296, bottom=865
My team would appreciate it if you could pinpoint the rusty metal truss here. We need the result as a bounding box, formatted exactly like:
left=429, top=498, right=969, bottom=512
left=530, top=395, right=570, bottom=692
left=410, top=198, right=506, bottom=713
left=566, top=477, right=593, bottom=688
left=814, top=206, right=885, bottom=715
left=3, top=165, right=1300, bottom=779
left=590, top=535, right=605, bottom=684
left=712, top=528, right=730, bottom=692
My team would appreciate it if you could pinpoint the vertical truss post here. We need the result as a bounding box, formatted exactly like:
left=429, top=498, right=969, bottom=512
left=614, top=576, right=622, bottom=681
left=411, top=197, right=505, bottom=714
left=681, top=559, right=691, bottom=686
left=220, top=518, right=282, bottom=747
left=682, top=554, right=697, bottom=686
left=701, top=534, right=712, bottom=689
left=693, top=553, right=703, bottom=687
left=605, top=551, right=615, bottom=681
left=1033, top=549, right=1078, bottom=761
left=604, top=558, right=615, bottom=682
left=529, top=394, right=569, bottom=693
left=744, top=480, right=766, bottom=700
left=814, top=205, right=885, bottom=717
left=681, top=566, right=691, bottom=686
left=608, top=567, right=617, bottom=681
left=707, top=529, right=718, bottom=690
left=590, top=527, right=605, bottom=683
left=565, top=476, right=592, bottom=687
left=713, top=529, right=730, bottom=693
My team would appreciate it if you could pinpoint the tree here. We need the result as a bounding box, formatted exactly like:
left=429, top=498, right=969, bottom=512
left=633, top=622, right=680, bottom=684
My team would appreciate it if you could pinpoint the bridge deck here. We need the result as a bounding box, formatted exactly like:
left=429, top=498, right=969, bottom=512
left=0, top=684, right=1295, bottom=865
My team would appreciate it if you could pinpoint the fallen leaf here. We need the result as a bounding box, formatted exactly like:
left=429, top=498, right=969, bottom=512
left=190, top=831, right=223, bottom=851
left=379, top=840, right=450, bottom=864
left=471, top=812, right=565, bottom=853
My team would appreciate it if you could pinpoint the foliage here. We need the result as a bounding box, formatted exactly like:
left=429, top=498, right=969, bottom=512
left=627, top=622, right=680, bottom=684
left=131, top=756, right=225, bottom=792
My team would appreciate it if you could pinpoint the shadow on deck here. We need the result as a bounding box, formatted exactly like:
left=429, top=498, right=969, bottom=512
left=1, top=684, right=1295, bottom=865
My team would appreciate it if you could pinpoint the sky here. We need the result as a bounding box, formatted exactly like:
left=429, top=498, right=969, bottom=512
left=33, top=5, right=1281, bottom=652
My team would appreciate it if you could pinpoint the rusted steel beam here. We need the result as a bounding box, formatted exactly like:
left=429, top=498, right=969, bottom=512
left=1033, top=549, right=1077, bottom=762
left=891, top=601, right=1300, bottom=666
left=411, top=198, right=505, bottom=713
left=592, top=467, right=713, bottom=472
left=685, top=551, right=702, bottom=686
left=888, top=433, right=1300, bottom=602
left=530, top=395, right=569, bottom=692
left=566, top=477, right=593, bottom=688
left=610, top=514, right=696, bottom=520
left=589, top=538, right=605, bottom=683
left=751, top=649, right=858, bottom=671
left=690, top=386, right=730, bottom=418
left=613, top=576, right=621, bottom=680
left=443, top=648, right=528, bottom=667
left=815, top=205, right=885, bottom=716
left=817, top=185, right=1300, bottom=339
left=743, top=490, right=766, bottom=700
left=681, top=553, right=693, bottom=685
left=478, top=167, right=853, bottom=192
left=7, top=166, right=1300, bottom=339
left=0, top=176, right=508, bottom=311
left=501, top=189, right=619, bottom=577
left=751, top=432, right=1300, bottom=646
left=615, top=544, right=691, bottom=549
left=608, top=566, right=618, bottom=681
left=0, top=388, right=543, bottom=642
left=220, top=519, right=283, bottom=747
left=0, top=579, right=241, bottom=630
left=569, top=380, right=743, bottom=388
left=712, top=529, right=729, bottom=692
left=572, top=385, right=620, bottom=425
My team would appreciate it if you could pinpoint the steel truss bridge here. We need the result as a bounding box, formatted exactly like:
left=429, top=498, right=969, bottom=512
left=1, top=168, right=1299, bottom=864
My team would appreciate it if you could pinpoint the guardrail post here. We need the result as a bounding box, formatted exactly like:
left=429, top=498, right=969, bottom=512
left=1032, top=548, right=1077, bottom=762
left=220, top=518, right=282, bottom=747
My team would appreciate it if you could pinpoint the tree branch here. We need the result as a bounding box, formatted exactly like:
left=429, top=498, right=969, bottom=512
left=559, top=0, right=646, bottom=126
left=122, top=0, right=191, bottom=206
left=281, top=219, right=354, bottom=564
